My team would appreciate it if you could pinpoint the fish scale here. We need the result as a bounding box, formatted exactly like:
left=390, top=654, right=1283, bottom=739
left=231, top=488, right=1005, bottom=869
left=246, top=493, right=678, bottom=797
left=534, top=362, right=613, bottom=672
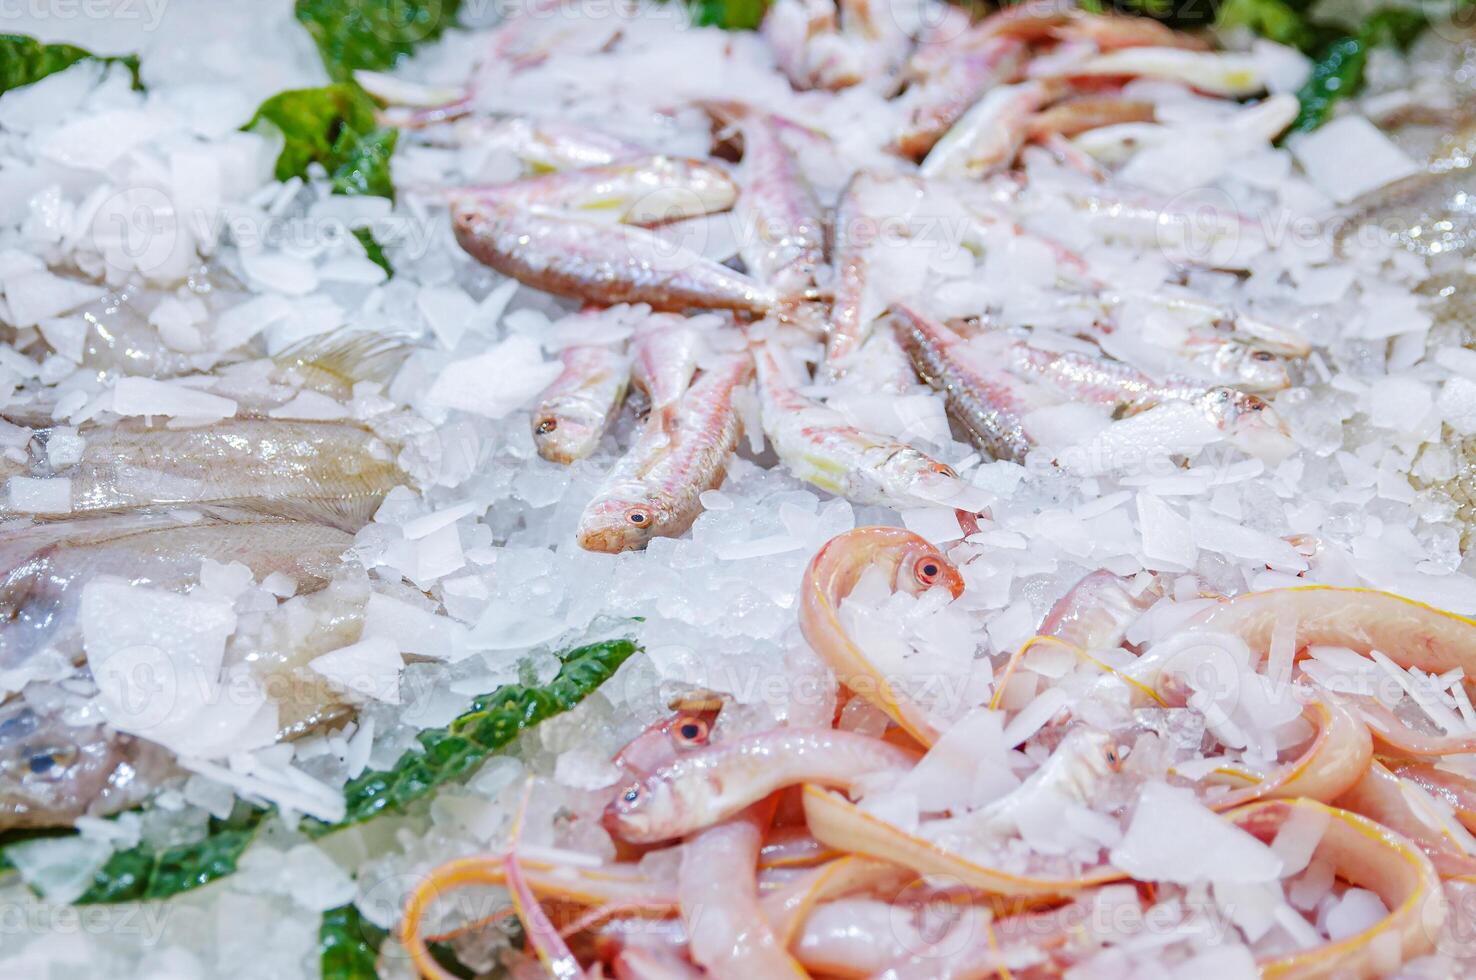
left=889, top=304, right=1035, bottom=462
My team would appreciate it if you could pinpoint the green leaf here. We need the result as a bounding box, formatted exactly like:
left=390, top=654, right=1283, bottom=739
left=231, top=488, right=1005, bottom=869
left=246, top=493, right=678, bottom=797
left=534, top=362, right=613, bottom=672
left=308, top=637, right=639, bottom=834
left=246, top=83, right=396, bottom=197
left=245, top=83, right=398, bottom=271
left=4, top=638, right=636, bottom=903
left=1214, top=0, right=1318, bottom=49
left=687, top=0, right=768, bottom=29
left=354, top=228, right=393, bottom=275
left=1287, top=33, right=1367, bottom=135
left=0, top=33, right=141, bottom=95
left=320, top=903, right=388, bottom=980
left=296, top=0, right=464, bottom=82
left=75, top=808, right=268, bottom=905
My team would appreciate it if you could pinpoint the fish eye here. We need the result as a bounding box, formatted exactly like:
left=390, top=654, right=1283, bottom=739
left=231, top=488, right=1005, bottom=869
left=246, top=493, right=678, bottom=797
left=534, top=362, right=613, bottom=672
left=535, top=418, right=558, bottom=434
left=10, top=743, right=75, bottom=781
left=626, top=508, right=650, bottom=526
left=673, top=716, right=709, bottom=746
left=1252, top=351, right=1276, bottom=362
left=914, top=555, right=943, bottom=586
left=622, top=785, right=641, bottom=805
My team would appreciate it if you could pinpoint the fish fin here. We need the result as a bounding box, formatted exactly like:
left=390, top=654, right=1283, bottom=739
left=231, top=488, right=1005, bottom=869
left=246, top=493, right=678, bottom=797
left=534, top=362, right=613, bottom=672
left=273, top=330, right=416, bottom=396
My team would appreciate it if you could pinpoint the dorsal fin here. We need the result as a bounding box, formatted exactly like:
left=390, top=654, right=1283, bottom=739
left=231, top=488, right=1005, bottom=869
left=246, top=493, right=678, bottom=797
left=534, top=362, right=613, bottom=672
left=273, top=329, right=417, bottom=397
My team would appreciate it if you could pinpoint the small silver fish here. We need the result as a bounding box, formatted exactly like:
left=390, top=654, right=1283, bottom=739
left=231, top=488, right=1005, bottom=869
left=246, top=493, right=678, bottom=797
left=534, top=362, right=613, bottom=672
left=630, top=315, right=704, bottom=414
left=577, top=355, right=752, bottom=553
left=889, top=304, right=1038, bottom=462
left=532, top=345, right=631, bottom=464
left=754, top=342, right=968, bottom=509
left=893, top=36, right=1028, bottom=159
left=453, top=201, right=776, bottom=315
left=704, top=102, right=828, bottom=303
left=420, top=155, right=738, bottom=227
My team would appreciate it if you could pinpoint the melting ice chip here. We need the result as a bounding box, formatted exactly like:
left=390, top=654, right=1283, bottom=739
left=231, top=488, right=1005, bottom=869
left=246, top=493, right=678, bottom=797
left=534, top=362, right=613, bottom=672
left=1110, top=781, right=1282, bottom=884
left=424, top=334, right=562, bottom=418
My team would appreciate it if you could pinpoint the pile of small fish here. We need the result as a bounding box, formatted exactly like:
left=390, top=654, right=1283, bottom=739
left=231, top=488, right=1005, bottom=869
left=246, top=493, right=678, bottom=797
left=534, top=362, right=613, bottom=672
left=0, top=328, right=413, bottom=829
left=7, top=0, right=1476, bottom=975
left=371, top=0, right=1314, bottom=559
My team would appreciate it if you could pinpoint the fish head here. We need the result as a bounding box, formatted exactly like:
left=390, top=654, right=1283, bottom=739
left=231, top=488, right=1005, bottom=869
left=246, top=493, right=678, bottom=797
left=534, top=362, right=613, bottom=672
left=881, top=449, right=974, bottom=510
left=532, top=409, right=601, bottom=465
left=576, top=495, right=672, bottom=553
left=1061, top=726, right=1126, bottom=795
left=1216, top=389, right=1296, bottom=464
left=601, top=773, right=681, bottom=843
left=0, top=704, right=125, bottom=828
left=891, top=535, right=966, bottom=599
left=1214, top=343, right=1291, bottom=393
left=612, top=705, right=720, bottom=775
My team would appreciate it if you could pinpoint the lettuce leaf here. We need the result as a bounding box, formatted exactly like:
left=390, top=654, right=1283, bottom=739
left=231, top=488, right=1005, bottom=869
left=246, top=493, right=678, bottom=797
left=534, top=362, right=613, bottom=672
left=295, top=0, right=464, bottom=82
left=0, top=33, right=141, bottom=95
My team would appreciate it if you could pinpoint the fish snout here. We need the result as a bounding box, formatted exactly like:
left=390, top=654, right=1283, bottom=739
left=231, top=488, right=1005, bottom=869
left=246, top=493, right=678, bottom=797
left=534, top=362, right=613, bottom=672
left=576, top=500, right=656, bottom=554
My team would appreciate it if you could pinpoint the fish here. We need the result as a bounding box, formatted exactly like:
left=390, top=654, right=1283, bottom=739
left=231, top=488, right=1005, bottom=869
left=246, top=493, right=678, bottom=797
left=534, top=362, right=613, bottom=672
left=893, top=36, right=1029, bottom=159
left=1031, top=48, right=1267, bottom=98
left=630, top=315, right=704, bottom=413
left=704, top=102, right=828, bottom=303
left=441, top=116, right=648, bottom=170
left=0, top=417, right=404, bottom=531
left=532, top=345, right=631, bottom=464
left=1039, top=570, right=1161, bottom=653
left=0, top=560, right=400, bottom=830
left=1004, top=338, right=1295, bottom=458
left=888, top=304, right=1039, bottom=462
left=577, top=354, right=752, bottom=552
left=824, top=171, right=884, bottom=374
left=761, top=0, right=841, bottom=90
left=452, top=201, right=776, bottom=314
left=603, top=727, right=917, bottom=843
left=417, top=155, right=738, bottom=226
left=753, top=342, right=969, bottom=509
left=0, top=698, right=175, bottom=830
left=919, top=80, right=1057, bottom=179
left=0, top=507, right=354, bottom=670
left=1339, top=151, right=1476, bottom=262
left=925, top=727, right=1122, bottom=843
left=1025, top=95, right=1157, bottom=141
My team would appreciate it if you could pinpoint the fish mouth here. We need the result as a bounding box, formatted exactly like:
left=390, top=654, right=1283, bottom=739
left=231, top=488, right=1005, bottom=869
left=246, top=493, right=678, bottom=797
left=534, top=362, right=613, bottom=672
left=1228, top=405, right=1296, bottom=464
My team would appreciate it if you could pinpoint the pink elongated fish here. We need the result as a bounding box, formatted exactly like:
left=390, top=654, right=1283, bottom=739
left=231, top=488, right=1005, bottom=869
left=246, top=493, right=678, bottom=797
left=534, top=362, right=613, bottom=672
left=439, top=115, right=648, bottom=170
left=577, top=355, right=753, bottom=552
left=419, top=155, right=737, bottom=226
left=893, top=36, right=1028, bottom=159
left=824, top=171, right=927, bottom=376
left=888, top=304, right=1039, bottom=462
left=453, top=201, right=776, bottom=314
left=532, top=344, right=631, bottom=464
left=754, top=342, right=969, bottom=509
left=704, top=101, right=828, bottom=303
left=630, top=315, right=704, bottom=413
left=919, top=80, right=1058, bottom=179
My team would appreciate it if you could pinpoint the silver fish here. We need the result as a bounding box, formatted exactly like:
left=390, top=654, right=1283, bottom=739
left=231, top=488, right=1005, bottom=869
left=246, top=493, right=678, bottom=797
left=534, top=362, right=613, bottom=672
left=0, top=698, right=175, bottom=830
left=577, top=355, right=752, bottom=553
left=630, top=315, right=703, bottom=413
left=893, top=36, right=1028, bottom=159
left=704, top=102, right=828, bottom=302
left=0, top=507, right=353, bottom=671
left=420, top=155, right=738, bottom=227
left=0, top=418, right=403, bottom=531
left=754, top=342, right=968, bottom=509
left=889, top=304, right=1038, bottom=462
left=452, top=201, right=776, bottom=314
left=532, top=345, right=630, bottom=463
